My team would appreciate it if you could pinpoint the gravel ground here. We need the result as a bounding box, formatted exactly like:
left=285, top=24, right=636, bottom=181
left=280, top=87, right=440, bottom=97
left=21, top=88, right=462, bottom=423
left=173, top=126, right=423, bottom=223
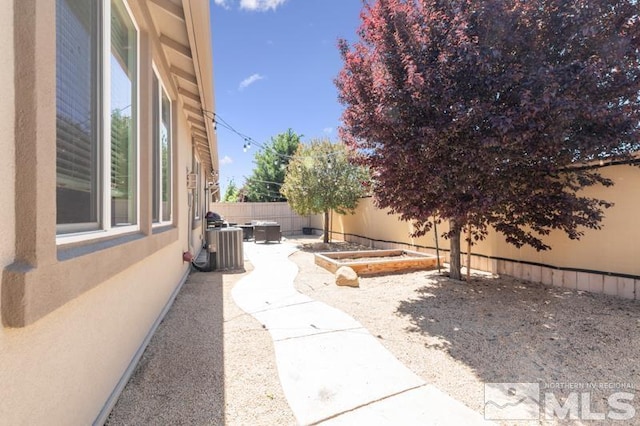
left=106, top=271, right=226, bottom=425
left=291, top=239, right=640, bottom=426
left=106, top=263, right=295, bottom=426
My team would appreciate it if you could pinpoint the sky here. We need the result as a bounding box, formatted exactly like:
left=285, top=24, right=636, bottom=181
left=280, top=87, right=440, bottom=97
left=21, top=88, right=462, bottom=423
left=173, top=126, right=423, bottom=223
left=209, top=0, right=364, bottom=196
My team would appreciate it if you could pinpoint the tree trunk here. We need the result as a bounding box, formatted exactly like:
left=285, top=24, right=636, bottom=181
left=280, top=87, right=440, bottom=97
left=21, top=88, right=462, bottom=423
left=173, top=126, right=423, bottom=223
left=449, top=220, right=462, bottom=280
left=433, top=218, right=441, bottom=273
left=323, top=209, right=330, bottom=243
left=466, top=225, right=472, bottom=282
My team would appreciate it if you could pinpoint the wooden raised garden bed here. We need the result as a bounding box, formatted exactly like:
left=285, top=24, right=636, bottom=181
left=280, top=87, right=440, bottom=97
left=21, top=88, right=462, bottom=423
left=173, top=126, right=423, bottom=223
left=315, top=249, right=441, bottom=275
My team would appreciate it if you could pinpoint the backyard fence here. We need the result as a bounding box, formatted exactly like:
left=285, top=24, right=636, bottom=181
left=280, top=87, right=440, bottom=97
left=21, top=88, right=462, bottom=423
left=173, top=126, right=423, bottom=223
left=210, top=202, right=320, bottom=236
left=329, top=162, right=640, bottom=300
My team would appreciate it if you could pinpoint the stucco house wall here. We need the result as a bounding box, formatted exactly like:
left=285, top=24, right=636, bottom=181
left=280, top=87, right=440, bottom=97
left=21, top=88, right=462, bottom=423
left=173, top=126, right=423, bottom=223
left=0, top=1, right=218, bottom=423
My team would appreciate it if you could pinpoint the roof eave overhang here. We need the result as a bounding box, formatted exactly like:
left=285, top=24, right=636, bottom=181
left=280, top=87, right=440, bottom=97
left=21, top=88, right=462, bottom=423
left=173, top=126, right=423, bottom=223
left=182, top=0, right=218, bottom=176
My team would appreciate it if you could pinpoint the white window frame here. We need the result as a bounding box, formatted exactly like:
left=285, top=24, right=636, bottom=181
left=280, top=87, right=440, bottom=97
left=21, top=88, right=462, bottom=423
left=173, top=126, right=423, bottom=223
left=57, top=0, right=140, bottom=245
left=152, top=65, right=173, bottom=226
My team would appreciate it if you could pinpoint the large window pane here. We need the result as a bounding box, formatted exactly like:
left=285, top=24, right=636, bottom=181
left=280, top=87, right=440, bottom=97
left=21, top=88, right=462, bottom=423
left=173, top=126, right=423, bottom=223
left=152, top=74, right=172, bottom=224
left=161, top=90, right=172, bottom=221
left=151, top=74, right=160, bottom=223
left=110, top=0, right=137, bottom=227
left=56, top=0, right=100, bottom=230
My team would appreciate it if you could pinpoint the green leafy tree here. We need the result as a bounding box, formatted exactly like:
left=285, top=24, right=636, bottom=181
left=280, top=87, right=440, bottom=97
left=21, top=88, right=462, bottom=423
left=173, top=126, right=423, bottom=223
left=245, top=129, right=302, bottom=202
left=236, top=185, right=248, bottom=202
left=281, top=139, right=370, bottom=243
left=222, top=179, right=240, bottom=202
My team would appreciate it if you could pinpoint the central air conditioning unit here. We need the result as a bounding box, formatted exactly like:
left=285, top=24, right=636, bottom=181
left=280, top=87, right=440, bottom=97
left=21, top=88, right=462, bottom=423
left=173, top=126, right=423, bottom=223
left=206, top=227, right=244, bottom=271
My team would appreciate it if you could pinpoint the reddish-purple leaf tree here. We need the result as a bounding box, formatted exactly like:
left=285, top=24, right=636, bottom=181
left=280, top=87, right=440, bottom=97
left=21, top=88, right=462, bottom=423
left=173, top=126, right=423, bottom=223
left=336, top=0, right=640, bottom=280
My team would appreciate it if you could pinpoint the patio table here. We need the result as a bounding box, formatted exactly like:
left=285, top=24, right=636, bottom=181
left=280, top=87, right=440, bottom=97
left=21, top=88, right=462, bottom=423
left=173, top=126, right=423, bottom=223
left=253, top=224, right=281, bottom=243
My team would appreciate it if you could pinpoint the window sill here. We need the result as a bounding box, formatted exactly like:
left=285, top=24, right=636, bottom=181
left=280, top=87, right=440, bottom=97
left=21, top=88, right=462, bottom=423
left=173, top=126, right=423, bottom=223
left=152, top=223, right=174, bottom=235
left=2, top=227, right=179, bottom=327
left=57, top=232, right=145, bottom=262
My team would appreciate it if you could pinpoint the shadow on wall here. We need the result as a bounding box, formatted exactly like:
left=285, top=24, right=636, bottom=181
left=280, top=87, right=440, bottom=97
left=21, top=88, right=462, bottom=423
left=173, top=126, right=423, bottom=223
left=395, top=275, right=639, bottom=404
left=106, top=272, right=225, bottom=424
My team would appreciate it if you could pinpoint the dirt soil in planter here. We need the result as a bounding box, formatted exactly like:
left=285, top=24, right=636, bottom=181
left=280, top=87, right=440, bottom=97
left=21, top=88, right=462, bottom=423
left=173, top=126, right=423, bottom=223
left=291, top=239, right=640, bottom=425
left=333, top=253, right=416, bottom=263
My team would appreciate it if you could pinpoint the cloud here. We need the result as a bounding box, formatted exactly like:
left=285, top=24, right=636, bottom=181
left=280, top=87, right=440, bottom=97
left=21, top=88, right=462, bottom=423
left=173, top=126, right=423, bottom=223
left=214, top=0, right=288, bottom=11
left=323, top=127, right=334, bottom=134
left=240, top=0, right=288, bottom=11
left=239, top=73, right=265, bottom=91
left=220, top=155, right=233, bottom=165
left=213, top=0, right=230, bottom=9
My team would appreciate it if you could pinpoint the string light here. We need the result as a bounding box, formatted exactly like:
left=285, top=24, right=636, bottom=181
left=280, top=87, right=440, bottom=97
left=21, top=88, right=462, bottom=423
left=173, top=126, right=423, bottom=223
left=246, top=177, right=334, bottom=193
left=202, top=108, right=346, bottom=165
left=203, top=109, right=260, bottom=152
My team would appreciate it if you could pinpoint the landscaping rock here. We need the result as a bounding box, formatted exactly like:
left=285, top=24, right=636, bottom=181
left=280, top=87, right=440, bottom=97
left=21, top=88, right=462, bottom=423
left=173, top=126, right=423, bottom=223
left=336, top=266, right=359, bottom=287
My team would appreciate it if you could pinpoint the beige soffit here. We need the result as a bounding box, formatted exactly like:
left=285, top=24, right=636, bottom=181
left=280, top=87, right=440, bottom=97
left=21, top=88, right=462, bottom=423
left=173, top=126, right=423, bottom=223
left=146, top=0, right=218, bottom=175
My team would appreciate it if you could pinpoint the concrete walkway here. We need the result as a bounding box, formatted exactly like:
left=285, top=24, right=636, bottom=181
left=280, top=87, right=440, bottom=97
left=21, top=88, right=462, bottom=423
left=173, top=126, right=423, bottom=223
left=233, top=241, right=492, bottom=425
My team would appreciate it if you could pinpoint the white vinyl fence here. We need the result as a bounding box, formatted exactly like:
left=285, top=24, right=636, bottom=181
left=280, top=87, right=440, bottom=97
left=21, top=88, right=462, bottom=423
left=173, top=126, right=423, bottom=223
left=210, top=202, right=319, bottom=236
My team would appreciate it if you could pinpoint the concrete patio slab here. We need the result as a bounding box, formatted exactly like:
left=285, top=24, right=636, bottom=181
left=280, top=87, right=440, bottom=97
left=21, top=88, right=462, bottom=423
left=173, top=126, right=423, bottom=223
left=232, top=244, right=305, bottom=314
left=324, top=384, right=490, bottom=426
left=233, top=241, right=492, bottom=425
left=232, top=283, right=311, bottom=314
left=274, top=330, right=424, bottom=425
left=252, top=300, right=365, bottom=341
